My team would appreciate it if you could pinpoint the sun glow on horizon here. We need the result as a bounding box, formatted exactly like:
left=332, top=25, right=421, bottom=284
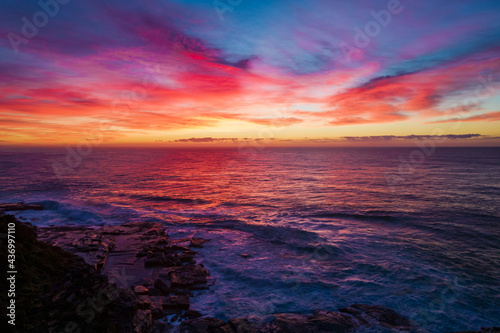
left=1, top=0, right=500, bottom=147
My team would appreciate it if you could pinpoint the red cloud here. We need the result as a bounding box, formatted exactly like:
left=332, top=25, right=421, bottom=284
left=297, top=53, right=500, bottom=125
left=1, top=33, right=499, bottom=145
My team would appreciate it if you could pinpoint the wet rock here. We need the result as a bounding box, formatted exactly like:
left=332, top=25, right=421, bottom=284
left=138, top=296, right=151, bottom=310
left=171, top=313, right=182, bottom=323
left=157, top=237, right=169, bottom=245
left=152, top=306, right=165, bottom=320
left=147, top=250, right=165, bottom=260
left=452, top=329, right=500, bottom=333
left=162, top=257, right=177, bottom=267
left=51, top=290, right=66, bottom=302
left=145, top=257, right=164, bottom=267
left=147, top=287, right=163, bottom=296
left=170, top=244, right=190, bottom=251
left=307, top=311, right=360, bottom=332
left=66, top=293, right=76, bottom=303
left=269, top=313, right=312, bottom=332
left=146, top=228, right=160, bottom=236
left=340, top=304, right=416, bottom=330
left=154, top=278, right=171, bottom=295
left=166, top=264, right=209, bottom=287
left=72, top=238, right=99, bottom=252
left=135, top=310, right=153, bottom=332
left=189, top=237, right=209, bottom=248
left=181, top=317, right=230, bottom=333
left=228, top=318, right=260, bottom=333
left=134, top=285, right=149, bottom=295
left=0, top=202, right=43, bottom=213
left=178, top=304, right=423, bottom=333
left=10, top=212, right=435, bottom=333
left=153, top=321, right=168, bottom=333
left=0, top=215, right=143, bottom=333
left=162, top=295, right=190, bottom=310
left=178, top=252, right=196, bottom=263
left=183, top=309, right=203, bottom=320
left=131, top=278, right=151, bottom=288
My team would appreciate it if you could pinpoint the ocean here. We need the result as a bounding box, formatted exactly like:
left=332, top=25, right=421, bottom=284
left=1, top=146, right=499, bottom=332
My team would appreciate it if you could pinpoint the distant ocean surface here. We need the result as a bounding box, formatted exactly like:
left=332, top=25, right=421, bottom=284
left=1, top=147, right=499, bottom=332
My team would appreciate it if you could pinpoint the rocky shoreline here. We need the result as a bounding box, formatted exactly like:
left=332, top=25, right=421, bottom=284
left=1, top=203, right=499, bottom=333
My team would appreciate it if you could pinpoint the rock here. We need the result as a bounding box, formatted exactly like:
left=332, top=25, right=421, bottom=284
left=153, top=321, right=167, bottom=333
left=308, top=311, right=360, bottom=332
left=183, top=309, right=203, bottom=320
left=154, top=278, right=171, bottom=295
left=0, top=202, right=43, bottom=213
left=189, top=237, right=209, bottom=248
left=168, top=264, right=209, bottom=287
left=51, top=290, right=66, bottom=302
left=147, top=287, right=163, bottom=296
left=66, top=293, right=76, bottom=303
left=135, top=310, right=153, bottom=332
left=131, top=279, right=150, bottom=288
left=181, top=317, right=229, bottom=332
left=157, top=237, right=169, bottom=245
left=171, top=313, right=182, bottom=324
left=94, top=242, right=112, bottom=270
left=162, top=257, right=177, bottom=267
left=340, top=304, right=416, bottom=330
left=134, top=285, right=149, bottom=295
left=337, top=306, right=361, bottom=316
left=177, top=304, right=422, bottom=333
left=7, top=212, right=437, bottom=333
left=170, top=244, right=190, bottom=251
left=228, top=318, right=260, bottom=333
left=162, top=295, right=190, bottom=310
left=138, top=296, right=151, bottom=310
left=178, top=252, right=196, bottom=263
left=151, top=306, right=165, bottom=320
left=147, top=250, right=165, bottom=260
left=0, top=215, right=143, bottom=333
left=269, top=313, right=313, bottom=332
left=145, top=257, right=164, bottom=267
left=146, top=228, right=159, bottom=236
left=452, top=329, right=500, bottom=333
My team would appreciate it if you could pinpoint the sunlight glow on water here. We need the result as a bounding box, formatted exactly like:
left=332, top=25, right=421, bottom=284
left=1, top=147, right=499, bottom=332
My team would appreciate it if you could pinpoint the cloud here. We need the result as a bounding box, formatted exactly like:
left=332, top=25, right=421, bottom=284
left=1, top=0, right=500, bottom=144
left=428, top=111, right=500, bottom=123
left=170, top=134, right=485, bottom=145
left=246, top=117, right=303, bottom=126
left=341, top=134, right=483, bottom=141
left=173, top=137, right=239, bottom=143
left=321, top=54, right=500, bottom=124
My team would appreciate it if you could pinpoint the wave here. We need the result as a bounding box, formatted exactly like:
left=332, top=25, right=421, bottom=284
left=129, top=194, right=210, bottom=205
left=237, top=223, right=322, bottom=245
left=304, top=211, right=398, bottom=222
left=220, top=201, right=277, bottom=208
left=178, top=218, right=345, bottom=257
left=36, top=200, right=104, bottom=225
left=185, top=218, right=321, bottom=244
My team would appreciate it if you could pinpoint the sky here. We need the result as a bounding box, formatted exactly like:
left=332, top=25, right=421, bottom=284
left=1, top=0, right=500, bottom=146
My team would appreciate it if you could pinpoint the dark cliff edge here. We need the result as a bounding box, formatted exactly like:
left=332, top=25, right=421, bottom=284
left=1, top=204, right=498, bottom=333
